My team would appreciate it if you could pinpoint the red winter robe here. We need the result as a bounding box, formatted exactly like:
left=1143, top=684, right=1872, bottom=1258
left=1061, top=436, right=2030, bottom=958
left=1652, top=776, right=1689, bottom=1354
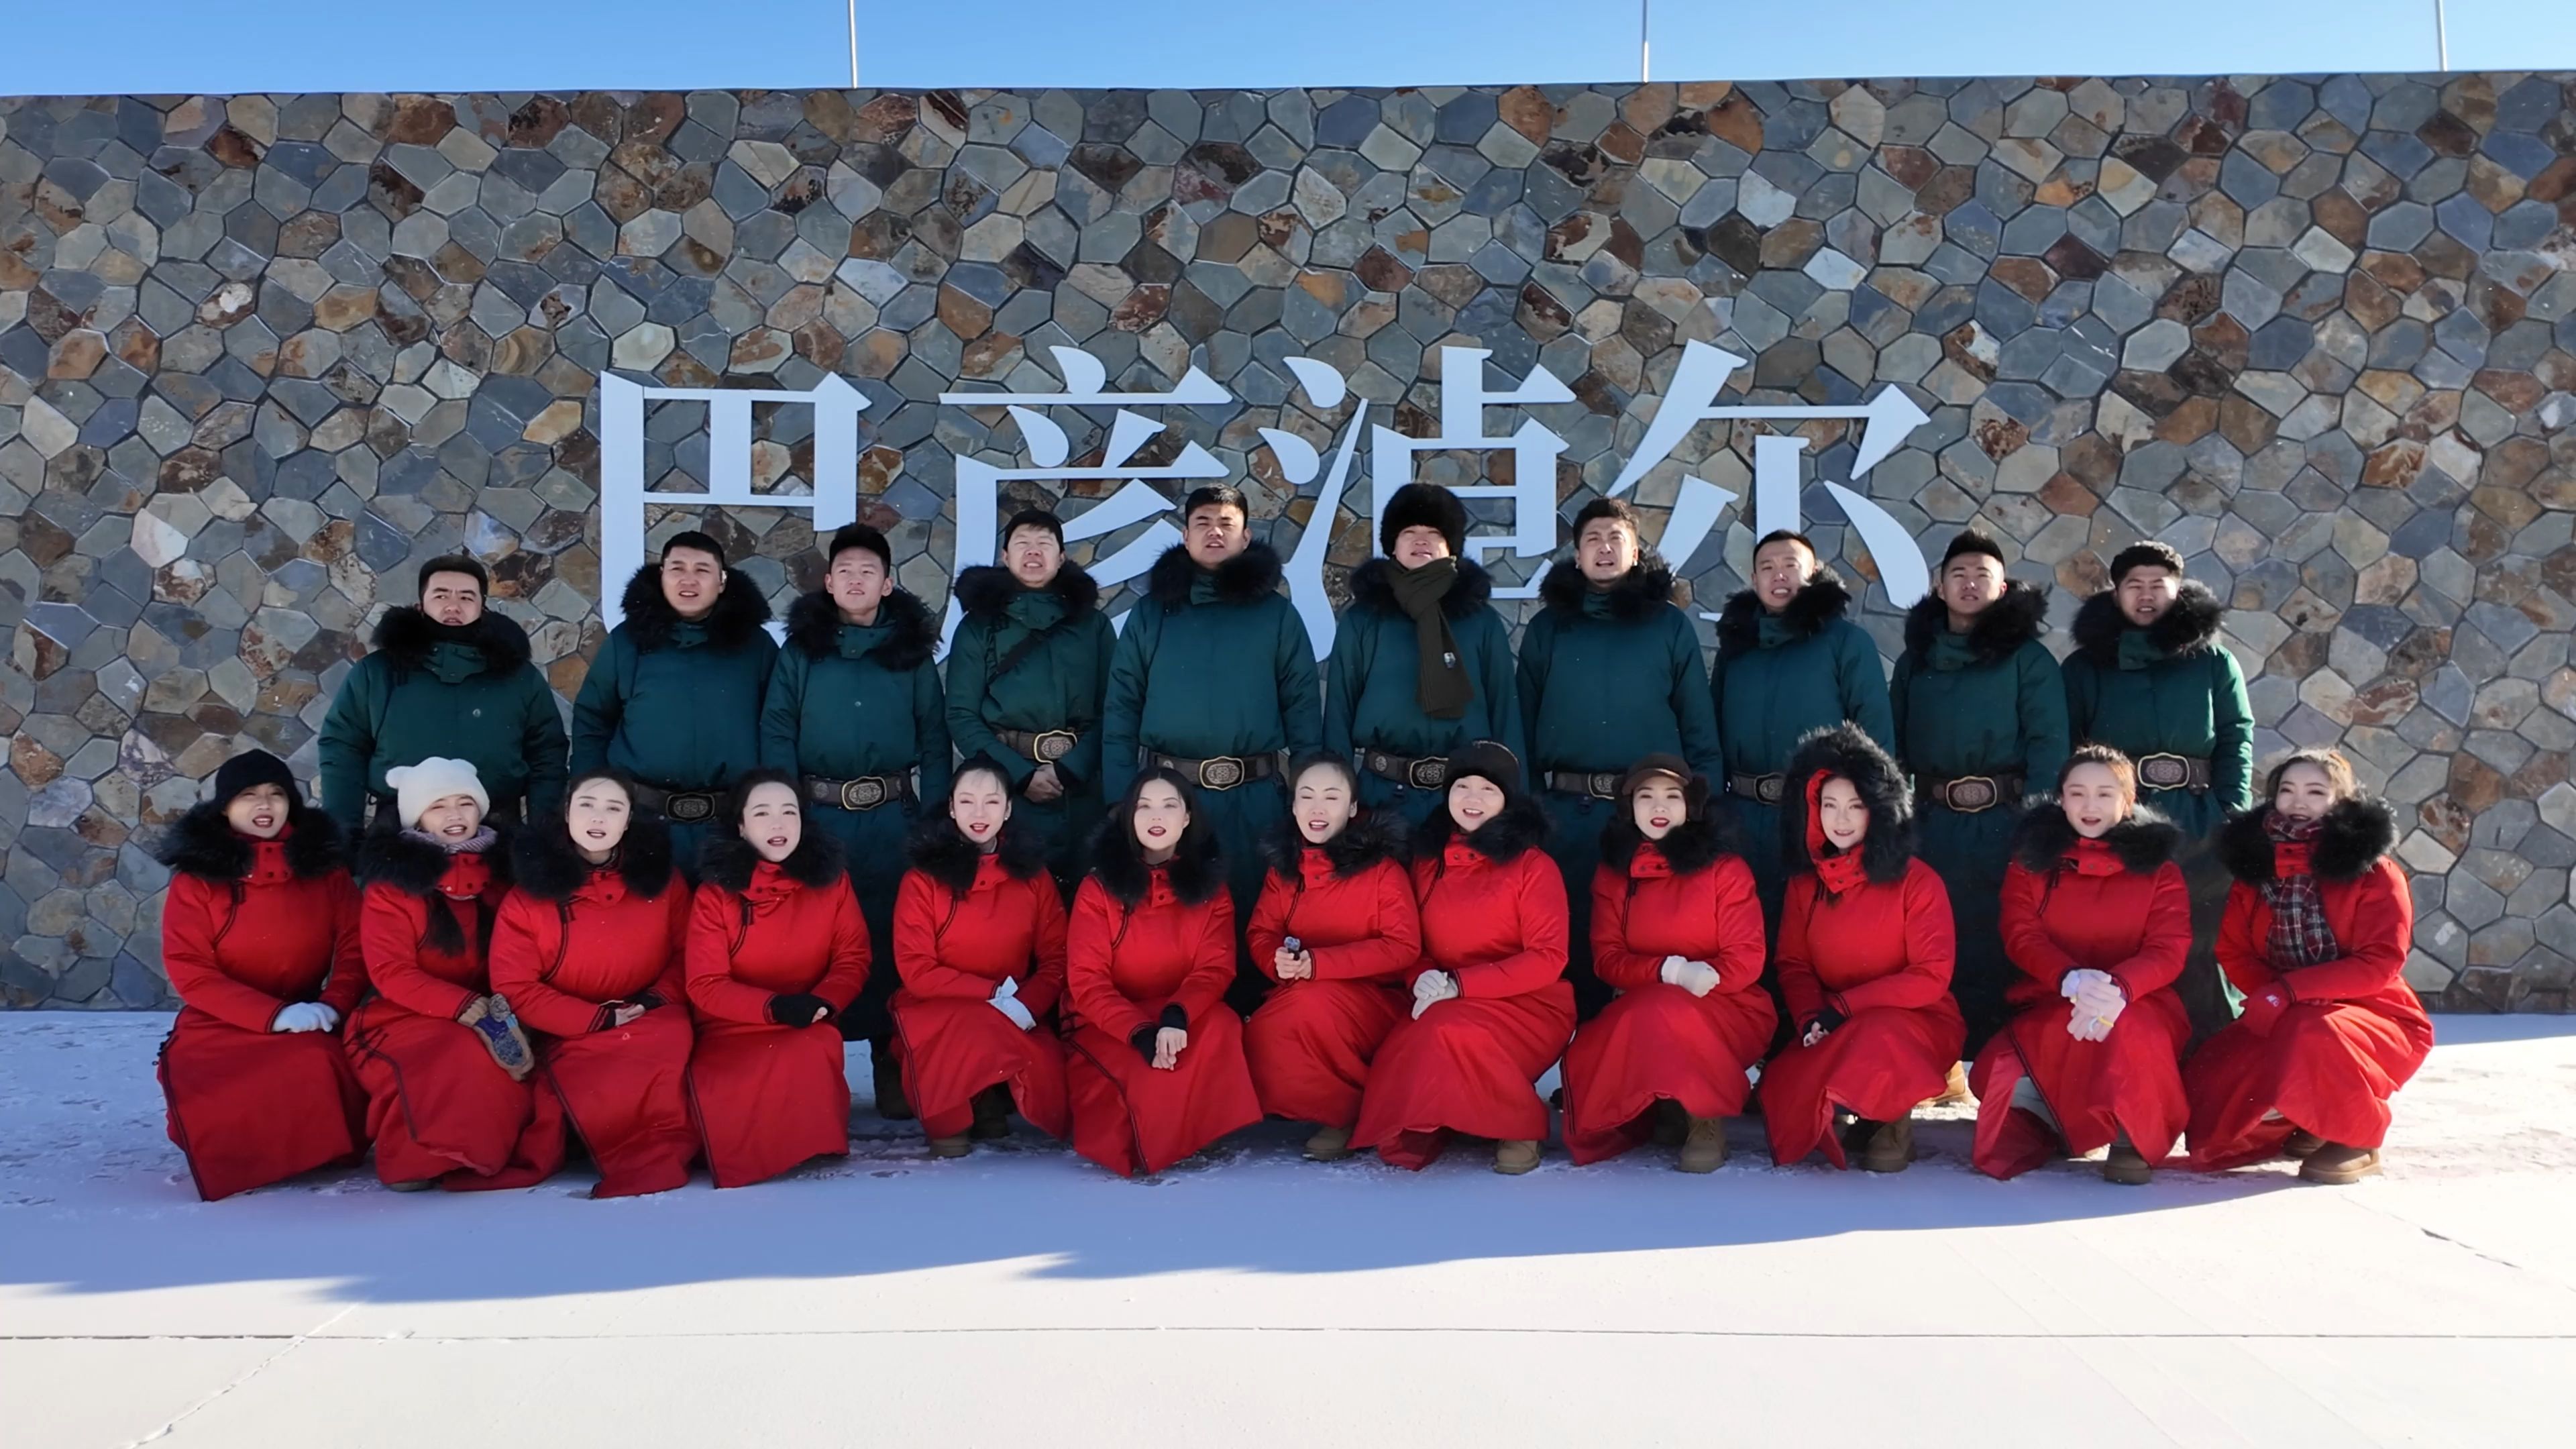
left=345, top=829, right=560, bottom=1190
left=488, top=826, right=698, bottom=1199
left=889, top=824, right=1072, bottom=1142
left=685, top=838, right=871, bottom=1188
left=1560, top=829, right=1774, bottom=1165
left=2188, top=801, right=2430, bottom=1167
left=1243, top=816, right=1421, bottom=1129
left=1970, top=811, right=2192, bottom=1179
left=154, top=806, right=370, bottom=1200
left=1352, top=802, right=1576, bottom=1170
left=1063, top=846, right=1260, bottom=1177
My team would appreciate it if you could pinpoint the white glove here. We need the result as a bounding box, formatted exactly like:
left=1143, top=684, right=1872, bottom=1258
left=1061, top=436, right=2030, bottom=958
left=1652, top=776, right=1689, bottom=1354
left=990, top=976, right=1036, bottom=1031
left=1411, top=969, right=1459, bottom=1019
left=272, top=1001, right=337, bottom=1033
left=1658, top=956, right=1721, bottom=997
left=2060, top=968, right=2113, bottom=1002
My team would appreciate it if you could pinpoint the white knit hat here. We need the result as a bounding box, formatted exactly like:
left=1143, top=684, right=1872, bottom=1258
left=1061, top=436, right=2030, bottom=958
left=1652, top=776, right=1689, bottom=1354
left=384, top=757, right=489, bottom=828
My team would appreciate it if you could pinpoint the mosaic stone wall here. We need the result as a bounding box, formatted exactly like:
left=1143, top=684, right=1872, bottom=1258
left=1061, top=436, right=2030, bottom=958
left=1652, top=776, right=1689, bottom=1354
left=7, top=76, right=2576, bottom=1012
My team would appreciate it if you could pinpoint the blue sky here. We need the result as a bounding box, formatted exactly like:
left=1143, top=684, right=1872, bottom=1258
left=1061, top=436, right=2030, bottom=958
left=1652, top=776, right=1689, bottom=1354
left=3, top=1, right=2571, bottom=95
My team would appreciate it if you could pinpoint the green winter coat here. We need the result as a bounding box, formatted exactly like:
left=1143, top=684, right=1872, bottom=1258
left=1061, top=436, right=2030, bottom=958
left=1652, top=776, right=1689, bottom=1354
left=944, top=561, right=1116, bottom=885
left=1324, top=557, right=1525, bottom=827
left=317, top=607, right=568, bottom=835
left=2061, top=582, right=2254, bottom=840
left=1890, top=582, right=2068, bottom=1051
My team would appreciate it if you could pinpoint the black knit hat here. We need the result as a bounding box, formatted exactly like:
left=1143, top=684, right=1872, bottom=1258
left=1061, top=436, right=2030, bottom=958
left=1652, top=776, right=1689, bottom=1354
left=1446, top=740, right=1523, bottom=798
left=2109, top=541, right=2186, bottom=584
left=211, top=749, right=298, bottom=808
left=1381, top=482, right=1468, bottom=557
left=826, top=523, right=892, bottom=572
left=1941, top=529, right=2007, bottom=569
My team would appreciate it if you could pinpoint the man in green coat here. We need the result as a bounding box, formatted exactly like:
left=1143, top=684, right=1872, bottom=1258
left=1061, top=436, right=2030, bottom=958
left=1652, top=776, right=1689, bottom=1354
left=946, top=508, right=1115, bottom=892
left=1517, top=497, right=1724, bottom=1018
left=318, top=554, right=566, bottom=834
left=1891, top=529, right=2068, bottom=1057
left=1710, top=529, right=1896, bottom=911
left=570, top=529, right=777, bottom=872
left=1102, top=484, right=1322, bottom=1009
left=2064, top=539, right=2255, bottom=1038
left=1325, top=482, right=1524, bottom=827
left=763, top=523, right=950, bottom=1112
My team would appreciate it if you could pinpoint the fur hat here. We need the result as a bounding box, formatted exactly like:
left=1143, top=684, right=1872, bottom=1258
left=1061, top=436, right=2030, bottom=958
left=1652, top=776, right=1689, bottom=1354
left=1446, top=740, right=1523, bottom=798
left=211, top=749, right=297, bottom=809
left=385, top=757, right=488, bottom=828
left=1380, top=482, right=1468, bottom=557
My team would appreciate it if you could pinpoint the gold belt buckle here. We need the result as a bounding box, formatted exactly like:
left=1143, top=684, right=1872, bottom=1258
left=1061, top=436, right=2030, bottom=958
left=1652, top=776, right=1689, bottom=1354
left=841, top=777, right=888, bottom=810
left=1032, top=729, right=1077, bottom=763
left=1198, top=756, right=1246, bottom=790
left=1945, top=775, right=1998, bottom=812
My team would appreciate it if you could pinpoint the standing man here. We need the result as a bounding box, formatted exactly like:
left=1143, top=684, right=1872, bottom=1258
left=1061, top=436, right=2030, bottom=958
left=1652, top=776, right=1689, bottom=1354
left=1518, top=497, right=1724, bottom=1018
left=1890, top=529, right=2068, bottom=1061
left=1710, top=529, right=1895, bottom=911
left=765, top=523, right=950, bottom=1116
left=1101, top=484, right=1322, bottom=1009
left=570, top=529, right=776, bottom=871
left=319, top=554, right=566, bottom=835
left=946, top=507, right=1116, bottom=891
left=2064, top=540, right=2254, bottom=1038
left=1325, top=482, right=1524, bottom=827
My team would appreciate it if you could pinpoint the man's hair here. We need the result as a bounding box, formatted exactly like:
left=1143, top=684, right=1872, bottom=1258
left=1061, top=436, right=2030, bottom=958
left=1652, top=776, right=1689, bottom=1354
left=1572, top=496, right=1642, bottom=536
left=1183, top=484, right=1248, bottom=523
left=417, top=555, right=488, bottom=598
left=1002, top=508, right=1065, bottom=548
left=661, top=529, right=726, bottom=568
left=1752, top=529, right=1817, bottom=557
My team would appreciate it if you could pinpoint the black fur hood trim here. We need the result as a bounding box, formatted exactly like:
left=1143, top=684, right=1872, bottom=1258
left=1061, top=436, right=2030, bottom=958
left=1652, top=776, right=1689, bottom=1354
left=1413, top=794, right=1552, bottom=867
left=1717, top=572, right=1851, bottom=660
left=372, top=606, right=532, bottom=678
left=953, top=560, right=1101, bottom=621
left=786, top=586, right=938, bottom=669
left=2010, top=800, right=2184, bottom=875
left=2072, top=580, right=2225, bottom=665
left=1779, top=722, right=1915, bottom=886
left=615, top=563, right=774, bottom=653
left=696, top=826, right=849, bottom=894
left=1537, top=553, right=1681, bottom=622
left=2215, top=796, right=2398, bottom=886
left=904, top=812, right=1051, bottom=896
left=1086, top=810, right=1227, bottom=908
left=1903, top=580, right=2049, bottom=665
left=1599, top=805, right=1743, bottom=879
left=355, top=815, right=513, bottom=897
left=156, top=801, right=346, bottom=883
left=1345, top=556, right=1496, bottom=621
left=1261, top=807, right=1409, bottom=881
left=509, top=811, right=677, bottom=903
left=1145, top=540, right=1285, bottom=608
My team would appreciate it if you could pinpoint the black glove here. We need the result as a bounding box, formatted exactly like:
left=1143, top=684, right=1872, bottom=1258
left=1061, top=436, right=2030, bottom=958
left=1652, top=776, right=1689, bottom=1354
left=769, top=992, right=834, bottom=1026
left=633, top=989, right=667, bottom=1011
left=1803, top=1006, right=1847, bottom=1038
left=1159, top=1004, right=1188, bottom=1032
left=1130, top=1023, right=1162, bottom=1063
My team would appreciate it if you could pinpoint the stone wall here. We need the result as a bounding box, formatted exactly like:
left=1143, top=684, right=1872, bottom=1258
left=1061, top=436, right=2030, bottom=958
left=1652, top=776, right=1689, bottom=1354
left=6, top=76, right=2576, bottom=1011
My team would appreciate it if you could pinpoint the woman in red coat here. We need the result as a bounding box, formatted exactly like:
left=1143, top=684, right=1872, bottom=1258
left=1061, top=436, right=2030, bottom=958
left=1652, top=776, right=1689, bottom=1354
left=490, top=771, right=700, bottom=1198
left=1970, top=747, right=2191, bottom=1184
left=153, top=749, right=370, bottom=1200
left=1352, top=741, right=1575, bottom=1175
left=1063, top=767, right=1262, bottom=1177
left=1560, top=754, right=1772, bottom=1172
left=343, top=757, right=555, bottom=1191
left=686, top=770, right=871, bottom=1188
left=1244, top=753, right=1420, bottom=1162
left=890, top=760, right=1072, bottom=1158
left=1761, top=724, right=1964, bottom=1173
left=2188, top=750, right=2428, bottom=1184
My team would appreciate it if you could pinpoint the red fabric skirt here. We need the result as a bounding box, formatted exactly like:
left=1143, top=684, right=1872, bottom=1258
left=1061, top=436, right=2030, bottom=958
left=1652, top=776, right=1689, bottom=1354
left=2186, top=1002, right=2432, bottom=1169
left=1761, top=1002, right=1964, bottom=1168
left=1968, top=991, right=2188, bottom=1179
left=158, top=1006, right=368, bottom=1201
left=686, top=1020, right=851, bottom=1188
left=891, top=994, right=1070, bottom=1142
left=1560, top=983, right=1776, bottom=1165
left=1244, top=979, right=1408, bottom=1129
left=344, top=998, right=561, bottom=1191
left=1351, top=985, right=1576, bottom=1171
left=537, top=1009, right=699, bottom=1198
left=1063, top=1010, right=1260, bottom=1177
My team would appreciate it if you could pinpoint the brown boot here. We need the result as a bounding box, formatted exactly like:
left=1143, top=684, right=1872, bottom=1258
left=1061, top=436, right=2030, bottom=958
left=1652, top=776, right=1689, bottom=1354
left=2282, top=1127, right=2324, bottom=1159
left=1858, top=1113, right=1913, bottom=1173
left=2101, top=1140, right=2152, bottom=1186
left=1303, top=1125, right=1354, bottom=1162
left=2299, top=1143, right=2382, bottom=1185
left=969, top=1087, right=1012, bottom=1140
left=1928, top=1061, right=1973, bottom=1108
left=1493, top=1139, right=1541, bottom=1175
left=872, top=1044, right=914, bottom=1122
left=1677, top=1115, right=1729, bottom=1173
left=927, top=1134, right=973, bottom=1159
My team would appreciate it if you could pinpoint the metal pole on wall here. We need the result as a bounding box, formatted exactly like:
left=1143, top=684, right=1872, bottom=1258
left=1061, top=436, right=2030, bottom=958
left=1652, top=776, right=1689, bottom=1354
left=2435, top=0, right=2449, bottom=70
left=1640, top=0, right=1650, bottom=84
left=848, top=1, right=861, bottom=87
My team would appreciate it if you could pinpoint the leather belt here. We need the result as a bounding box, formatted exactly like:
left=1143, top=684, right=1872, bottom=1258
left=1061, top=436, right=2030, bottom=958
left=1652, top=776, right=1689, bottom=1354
left=1544, top=769, right=1623, bottom=801
left=995, top=727, right=1081, bottom=763
left=628, top=781, right=722, bottom=824
left=802, top=773, right=914, bottom=810
left=2135, top=753, right=2213, bottom=793
left=1919, top=770, right=2024, bottom=814
left=1148, top=751, right=1279, bottom=791
left=1362, top=749, right=1451, bottom=791
left=1725, top=773, right=1788, bottom=806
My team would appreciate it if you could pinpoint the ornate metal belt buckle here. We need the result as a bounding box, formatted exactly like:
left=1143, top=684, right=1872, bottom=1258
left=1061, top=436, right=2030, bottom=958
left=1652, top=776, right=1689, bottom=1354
left=1755, top=774, right=1786, bottom=805
left=841, top=777, right=888, bottom=810
left=1409, top=756, right=1449, bottom=790
left=666, top=792, right=715, bottom=823
left=1946, top=775, right=1998, bottom=812
left=2137, top=753, right=2190, bottom=789
left=1032, top=729, right=1077, bottom=763
left=1587, top=771, right=1620, bottom=800
left=1199, top=757, right=1246, bottom=790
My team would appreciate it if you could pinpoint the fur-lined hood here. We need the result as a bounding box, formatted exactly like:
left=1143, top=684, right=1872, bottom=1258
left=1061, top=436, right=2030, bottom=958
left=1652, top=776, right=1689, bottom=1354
left=1903, top=580, right=2049, bottom=665
left=1599, top=798, right=1743, bottom=878
left=2010, top=800, right=2184, bottom=875
left=784, top=586, right=938, bottom=669
left=371, top=606, right=532, bottom=679
left=696, top=826, right=849, bottom=894
left=1779, top=722, right=1915, bottom=886
left=614, top=563, right=774, bottom=653
left=355, top=815, right=513, bottom=898
left=1345, top=556, right=1496, bottom=621
left=1717, top=572, right=1852, bottom=660
left=1261, top=808, right=1409, bottom=881
left=1086, top=809, right=1227, bottom=908
left=953, top=560, right=1101, bottom=621
left=905, top=812, right=1051, bottom=897
left=1414, top=794, right=1552, bottom=867
left=2072, top=580, right=2225, bottom=665
left=2215, top=797, right=2398, bottom=885
left=156, top=801, right=346, bottom=883
left=1145, top=540, right=1285, bottom=608
left=509, top=811, right=678, bottom=903
left=1537, top=554, right=1681, bottom=623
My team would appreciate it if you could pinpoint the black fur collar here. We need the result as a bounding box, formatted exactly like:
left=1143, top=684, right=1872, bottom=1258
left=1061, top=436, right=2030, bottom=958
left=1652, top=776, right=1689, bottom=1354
left=785, top=586, right=938, bottom=669
left=1779, top=722, right=1915, bottom=885
left=904, top=812, right=1050, bottom=896
left=1087, top=810, right=1227, bottom=908
left=1145, top=540, right=1285, bottom=608
left=614, top=563, right=774, bottom=653
left=696, top=827, right=848, bottom=894
left=1537, top=554, right=1680, bottom=623
left=952, top=561, right=1101, bottom=620
left=1599, top=808, right=1740, bottom=878
left=1902, top=580, right=2048, bottom=665
left=356, top=815, right=513, bottom=896
left=2072, top=580, right=2225, bottom=665
left=2215, top=797, right=2398, bottom=886
left=1260, top=808, right=1409, bottom=880
left=1717, top=572, right=1851, bottom=660
left=2010, top=800, right=2183, bottom=875
left=509, top=812, right=676, bottom=902
left=156, top=801, right=345, bottom=883
left=372, top=606, right=532, bottom=678
left=1345, top=557, right=1495, bottom=621
left=1414, top=794, right=1552, bottom=866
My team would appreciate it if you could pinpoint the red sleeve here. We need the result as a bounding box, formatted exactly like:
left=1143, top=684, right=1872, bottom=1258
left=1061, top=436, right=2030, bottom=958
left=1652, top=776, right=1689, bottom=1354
left=1066, top=879, right=1152, bottom=1040
left=814, top=886, right=872, bottom=1012
left=160, top=875, right=289, bottom=1031
left=2000, top=863, right=2080, bottom=986
left=1707, top=857, right=1768, bottom=996
left=890, top=873, right=991, bottom=1001
left=1455, top=855, right=1568, bottom=1000
left=1588, top=865, right=1661, bottom=991
left=1171, top=892, right=1240, bottom=1024
left=1245, top=872, right=1295, bottom=981
left=2281, top=861, right=2414, bottom=1004
left=684, top=884, right=776, bottom=1025
left=2214, top=883, right=2278, bottom=998
left=487, top=893, right=606, bottom=1038
left=321, top=874, right=368, bottom=1016
left=362, top=884, right=478, bottom=1020
left=1775, top=877, right=1825, bottom=1024
left=1829, top=865, right=1955, bottom=1015
left=1017, top=880, right=1069, bottom=1019
left=1309, top=863, right=1424, bottom=982
left=2108, top=862, right=2192, bottom=1002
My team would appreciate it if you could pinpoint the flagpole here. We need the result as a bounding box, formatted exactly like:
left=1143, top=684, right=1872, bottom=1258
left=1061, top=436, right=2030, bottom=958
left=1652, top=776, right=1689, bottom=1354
left=2434, top=0, right=2449, bottom=70
left=1640, top=0, right=1651, bottom=84
left=847, top=1, right=860, bottom=87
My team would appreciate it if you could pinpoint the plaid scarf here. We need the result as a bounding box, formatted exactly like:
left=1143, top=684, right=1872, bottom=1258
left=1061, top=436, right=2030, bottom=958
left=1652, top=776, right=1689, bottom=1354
left=2260, top=811, right=2339, bottom=969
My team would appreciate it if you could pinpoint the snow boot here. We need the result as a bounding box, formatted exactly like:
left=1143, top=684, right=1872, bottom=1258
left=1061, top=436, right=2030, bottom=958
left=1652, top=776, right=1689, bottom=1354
left=2101, top=1138, right=2152, bottom=1186
left=926, top=1134, right=973, bottom=1159
left=1929, top=1061, right=1972, bottom=1108
left=1677, top=1115, right=1728, bottom=1173
left=2282, top=1127, right=2324, bottom=1159
left=2299, top=1144, right=2381, bottom=1185
left=1493, top=1139, right=1541, bottom=1175
left=1857, top=1113, right=1913, bottom=1173
left=1303, top=1125, right=1354, bottom=1162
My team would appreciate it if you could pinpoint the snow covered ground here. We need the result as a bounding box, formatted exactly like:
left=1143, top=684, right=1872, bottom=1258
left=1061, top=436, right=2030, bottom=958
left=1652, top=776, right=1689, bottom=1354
left=3, top=1012, right=2570, bottom=1448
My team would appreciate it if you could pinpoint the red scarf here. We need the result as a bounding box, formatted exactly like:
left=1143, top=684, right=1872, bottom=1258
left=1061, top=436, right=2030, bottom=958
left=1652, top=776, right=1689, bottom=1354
left=1803, top=771, right=1868, bottom=898
left=2062, top=835, right=2125, bottom=877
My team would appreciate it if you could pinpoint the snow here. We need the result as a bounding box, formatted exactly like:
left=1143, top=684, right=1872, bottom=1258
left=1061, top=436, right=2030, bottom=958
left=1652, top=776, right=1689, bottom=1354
left=4, top=1012, right=2572, bottom=1448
